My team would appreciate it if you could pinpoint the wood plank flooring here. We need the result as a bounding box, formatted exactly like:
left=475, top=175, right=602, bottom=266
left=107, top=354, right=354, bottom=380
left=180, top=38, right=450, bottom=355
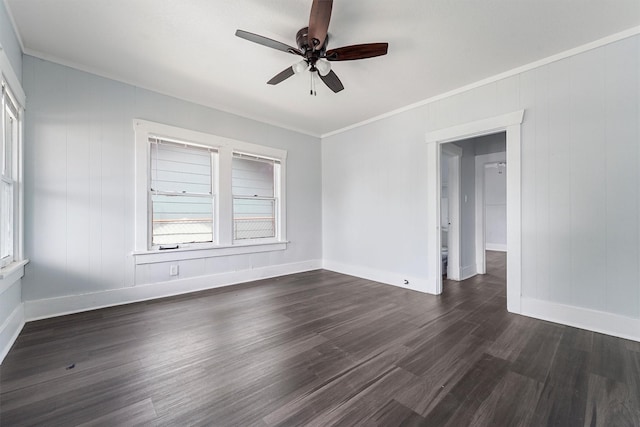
left=1, top=252, right=639, bottom=426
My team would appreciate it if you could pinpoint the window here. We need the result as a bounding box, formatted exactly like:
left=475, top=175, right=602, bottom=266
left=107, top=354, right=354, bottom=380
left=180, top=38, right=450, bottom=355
left=232, top=153, right=280, bottom=240
left=150, top=139, right=215, bottom=247
left=134, top=120, right=287, bottom=257
left=1, top=83, right=19, bottom=268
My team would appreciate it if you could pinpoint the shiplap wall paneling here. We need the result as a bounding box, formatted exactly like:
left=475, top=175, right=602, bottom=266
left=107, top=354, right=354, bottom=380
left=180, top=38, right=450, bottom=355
left=532, top=66, right=551, bottom=303
left=25, top=63, right=135, bottom=301
left=67, top=70, right=98, bottom=295
left=570, top=47, right=608, bottom=312
left=540, top=59, right=574, bottom=305
left=0, top=281, right=21, bottom=330
left=519, top=70, right=538, bottom=301
left=603, top=36, right=639, bottom=318
left=0, top=280, right=22, bottom=360
left=88, top=74, right=107, bottom=291
left=97, top=74, right=134, bottom=293
left=24, top=60, right=69, bottom=301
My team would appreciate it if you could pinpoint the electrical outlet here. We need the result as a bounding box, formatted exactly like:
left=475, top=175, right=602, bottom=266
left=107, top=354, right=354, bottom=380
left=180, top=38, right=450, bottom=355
left=169, top=265, right=179, bottom=276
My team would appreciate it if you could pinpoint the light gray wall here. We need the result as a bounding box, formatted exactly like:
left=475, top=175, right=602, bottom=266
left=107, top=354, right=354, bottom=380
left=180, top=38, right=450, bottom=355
left=0, top=279, right=21, bottom=326
left=456, top=141, right=477, bottom=272
left=484, top=161, right=507, bottom=249
left=467, top=134, right=507, bottom=251
left=323, top=35, right=640, bottom=320
left=0, top=277, right=22, bottom=357
left=22, top=55, right=322, bottom=302
left=0, top=1, right=21, bottom=82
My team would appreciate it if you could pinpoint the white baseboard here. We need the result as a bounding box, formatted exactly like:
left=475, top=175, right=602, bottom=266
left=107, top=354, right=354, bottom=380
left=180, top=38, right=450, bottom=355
left=24, top=259, right=322, bottom=321
left=0, top=303, right=25, bottom=364
left=521, top=297, right=640, bottom=342
left=323, top=259, right=434, bottom=294
left=460, top=264, right=477, bottom=280
left=485, top=243, right=507, bottom=252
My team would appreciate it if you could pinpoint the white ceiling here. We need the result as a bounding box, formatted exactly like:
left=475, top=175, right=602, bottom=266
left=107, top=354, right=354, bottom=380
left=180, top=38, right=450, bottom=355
left=5, top=0, right=640, bottom=136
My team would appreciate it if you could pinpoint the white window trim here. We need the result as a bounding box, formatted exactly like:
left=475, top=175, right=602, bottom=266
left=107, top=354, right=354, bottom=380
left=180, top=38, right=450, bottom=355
left=0, top=44, right=27, bottom=275
left=133, top=119, right=288, bottom=261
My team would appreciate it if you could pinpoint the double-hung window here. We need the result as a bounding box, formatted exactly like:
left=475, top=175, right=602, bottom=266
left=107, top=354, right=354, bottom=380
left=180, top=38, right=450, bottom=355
left=232, top=153, right=280, bottom=241
left=149, top=138, right=216, bottom=248
left=1, top=83, right=19, bottom=268
left=134, top=120, right=287, bottom=258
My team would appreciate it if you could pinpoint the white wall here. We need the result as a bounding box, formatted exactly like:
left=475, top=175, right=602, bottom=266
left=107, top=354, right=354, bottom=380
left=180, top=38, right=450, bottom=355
left=322, top=35, right=640, bottom=333
left=484, top=161, right=507, bottom=251
left=21, top=56, right=322, bottom=319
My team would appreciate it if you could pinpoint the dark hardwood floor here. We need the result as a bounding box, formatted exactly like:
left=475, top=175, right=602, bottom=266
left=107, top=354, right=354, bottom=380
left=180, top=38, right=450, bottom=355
left=1, top=252, right=639, bottom=426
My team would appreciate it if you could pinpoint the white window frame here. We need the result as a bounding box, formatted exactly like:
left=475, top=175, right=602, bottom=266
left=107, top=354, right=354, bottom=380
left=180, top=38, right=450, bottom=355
left=0, top=71, right=25, bottom=274
left=133, top=120, right=287, bottom=263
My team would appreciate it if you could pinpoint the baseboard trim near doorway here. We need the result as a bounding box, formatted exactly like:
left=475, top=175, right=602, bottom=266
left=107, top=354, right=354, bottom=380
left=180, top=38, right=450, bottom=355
left=521, top=297, right=640, bottom=342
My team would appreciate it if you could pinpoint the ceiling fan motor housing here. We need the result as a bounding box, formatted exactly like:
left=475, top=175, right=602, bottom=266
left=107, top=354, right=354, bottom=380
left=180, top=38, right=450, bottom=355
left=296, top=27, right=328, bottom=62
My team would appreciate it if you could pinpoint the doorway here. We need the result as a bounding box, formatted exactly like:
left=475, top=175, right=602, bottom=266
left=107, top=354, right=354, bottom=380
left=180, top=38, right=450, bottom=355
left=475, top=154, right=507, bottom=275
left=425, top=110, right=524, bottom=314
left=440, top=133, right=506, bottom=283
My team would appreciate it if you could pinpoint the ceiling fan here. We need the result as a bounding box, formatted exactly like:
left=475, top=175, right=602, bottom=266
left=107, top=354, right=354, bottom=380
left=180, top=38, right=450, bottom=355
left=235, top=0, right=388, bottom=94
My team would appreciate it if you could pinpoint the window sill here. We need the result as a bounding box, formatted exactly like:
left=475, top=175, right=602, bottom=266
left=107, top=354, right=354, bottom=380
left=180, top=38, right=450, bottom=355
left=132, top=241, right=288, bottom=265
left=0, top=259, right=29, bottom=294
left=0, top=259, right=29, bottom=279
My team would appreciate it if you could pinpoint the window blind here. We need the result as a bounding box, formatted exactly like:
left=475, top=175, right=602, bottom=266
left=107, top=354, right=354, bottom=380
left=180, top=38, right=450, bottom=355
left=149, top=138, right=215, bottom=246
left=150, top=138, right=213, bottom=194
left=231, top=153, right=278, bottom=240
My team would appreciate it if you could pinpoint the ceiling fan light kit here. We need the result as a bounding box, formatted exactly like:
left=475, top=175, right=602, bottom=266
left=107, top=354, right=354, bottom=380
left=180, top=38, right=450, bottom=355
left=315, top=60, right=331, bottom=77
left=235, top=0, right=389, bottom=94
left=293, top=60, right=310, bottom=74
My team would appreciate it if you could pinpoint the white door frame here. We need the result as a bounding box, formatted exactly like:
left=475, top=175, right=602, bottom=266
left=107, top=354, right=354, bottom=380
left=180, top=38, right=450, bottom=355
left=426, top=110, right=524, bottom=314
left=441, top=144, right=462, bottom=280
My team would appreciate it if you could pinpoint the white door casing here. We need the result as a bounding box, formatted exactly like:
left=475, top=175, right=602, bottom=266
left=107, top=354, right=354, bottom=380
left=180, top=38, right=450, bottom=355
left=425, top=110, right=524, bottom=314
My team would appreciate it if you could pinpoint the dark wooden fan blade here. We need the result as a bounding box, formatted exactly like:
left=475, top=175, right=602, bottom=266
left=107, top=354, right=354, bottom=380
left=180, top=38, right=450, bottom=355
left=326, top=43, right=389, bottom=61
left=267, top=67, right=295, bottom=85
left=308, top=0, right=332, bottom=50
left=319, top=70, right=344, bottom=93
left=236, top=30, right=302, bottom=56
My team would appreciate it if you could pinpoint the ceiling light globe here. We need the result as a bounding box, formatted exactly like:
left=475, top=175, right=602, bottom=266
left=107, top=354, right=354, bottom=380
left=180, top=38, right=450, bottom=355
left=316, top=60, right=331, bottom=76
left=293, top=60, right=309, bottom=74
